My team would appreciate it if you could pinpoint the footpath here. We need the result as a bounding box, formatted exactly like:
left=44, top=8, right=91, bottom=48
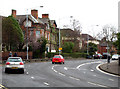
left=99, top=60, right=120, bottom=76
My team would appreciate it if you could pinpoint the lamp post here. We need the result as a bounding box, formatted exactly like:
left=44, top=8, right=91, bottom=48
left=87, top=25, right=99, bottom=55
left=58, top=16, right=73, bottom=55
left=26, top=6, right=43, bottom=60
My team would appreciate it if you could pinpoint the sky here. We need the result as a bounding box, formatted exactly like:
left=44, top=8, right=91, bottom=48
left=0, top=0, right=119, bottom=37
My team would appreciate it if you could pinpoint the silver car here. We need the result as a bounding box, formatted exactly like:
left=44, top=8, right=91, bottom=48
left=5, top=57, right=24, bottom=73
left=112, top=54, right=119, bottom=60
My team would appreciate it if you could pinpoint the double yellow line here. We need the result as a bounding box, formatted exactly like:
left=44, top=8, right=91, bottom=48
left=0, top=84, right=8, bottom=89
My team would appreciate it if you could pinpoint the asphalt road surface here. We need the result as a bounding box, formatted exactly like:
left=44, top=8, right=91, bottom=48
left=1, top=59, right=120, bottom=88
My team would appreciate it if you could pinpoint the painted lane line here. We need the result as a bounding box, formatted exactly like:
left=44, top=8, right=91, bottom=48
left=59, top=72, right=65, bottom=76
left=44, top=82, right=50, bottom=86
left=69, top=76, right=80, bottom=81
left=96, top=63, right=120, bottom=77
left=90, top=69, right=94, bottom=72
left=64, top=67, right=68, bottom=70
left=31, top=76, right=35, bottom=79
left=26, top=72, right=29, bottom=75
left=93, top=75, right=97, bottom=77
left=88, top=82, right=97, bottom=86
left=109, top=79, right=114, bottom=81
left=87, top=82, right=107, bottom=87
left=76, top=61, right=101, bottom=69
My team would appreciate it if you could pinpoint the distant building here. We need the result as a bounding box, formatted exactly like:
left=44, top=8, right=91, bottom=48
left=60, top=29, right=82, bottom=51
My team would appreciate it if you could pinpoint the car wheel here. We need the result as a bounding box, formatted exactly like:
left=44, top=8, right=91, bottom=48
left=5, top=68, right=9, bottom=73
left=20, top=69, right=24, bottom=74
left=63, top=62, right=64, bottom=64
left=52, top=62, right=54, bottom=64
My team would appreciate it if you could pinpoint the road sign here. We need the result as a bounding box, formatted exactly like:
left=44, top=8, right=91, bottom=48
left=59, top=48, right=62, bottom=50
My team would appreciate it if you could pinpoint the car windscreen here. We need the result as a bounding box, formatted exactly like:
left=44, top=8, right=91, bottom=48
left=113, top=55, right=118, bottom=57
left=54, top=56, right=60, bottom=58
left=7, top=58, right=22, bottom=62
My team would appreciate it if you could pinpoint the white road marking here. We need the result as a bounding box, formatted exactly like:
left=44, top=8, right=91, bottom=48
left=93, top=75, right=97, bottom=77
left=31, top=76, right=34, bottom=79
left=64, top=67, right=68, bottom=70
left=88, top=82, right=107, bottom=87
left=90, top=69, right=94, bottom=72
left=83, top=72, right=86, bottom=74
left=96, top=64, right=120, bottom=77
left=26, top=72, right=29, bottom=75
left=69, top=76, right=80, bottom=81
left=44, top=82, right=50, bottom=86
left=88, top=82, right=97, bottom=85
left=59, top=72, right=65, bottom=76
left=109, top=79, right=114, bottom=81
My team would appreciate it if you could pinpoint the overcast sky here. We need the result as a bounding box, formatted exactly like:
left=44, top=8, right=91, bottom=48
left=0, top=0, right=119, bottom=36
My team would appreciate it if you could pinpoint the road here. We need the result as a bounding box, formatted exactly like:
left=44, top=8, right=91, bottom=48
left=1, top=59, right=120, bottom=88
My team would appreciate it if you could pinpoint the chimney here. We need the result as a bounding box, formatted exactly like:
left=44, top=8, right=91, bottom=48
left=42, top=14, right=49, bottom=18
left=12, top=9, right=16, bottom=18
left=31, top=9, right=38, bottom=19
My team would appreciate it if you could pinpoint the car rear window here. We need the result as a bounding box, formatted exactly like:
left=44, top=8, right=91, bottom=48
left=54, top=56, right=60, bottom=58
left=7, top=58, right=22, bottom=62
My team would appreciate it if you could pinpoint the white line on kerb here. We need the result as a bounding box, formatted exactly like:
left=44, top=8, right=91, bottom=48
left=44, top=82, right=50, bottom=86
left=96, top=64, right=120, bottom=77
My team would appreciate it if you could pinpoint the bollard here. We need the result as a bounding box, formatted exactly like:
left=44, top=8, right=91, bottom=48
left=118, top=56, right=120, bottom=66
left=107, top=56, right=110, bottom=63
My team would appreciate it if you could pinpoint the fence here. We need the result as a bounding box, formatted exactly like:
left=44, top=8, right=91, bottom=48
left=1, top=51, right=33, bottom=60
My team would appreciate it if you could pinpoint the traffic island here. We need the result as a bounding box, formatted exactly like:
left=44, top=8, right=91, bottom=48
left=99, top=61, right=120, bottom=76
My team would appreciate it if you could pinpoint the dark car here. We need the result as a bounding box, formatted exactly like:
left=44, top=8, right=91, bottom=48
left=93, top=54, right=102, bottom=59
left=86, top=55, right=92, bottom=59
left=102, top=53, right=111, bottom=59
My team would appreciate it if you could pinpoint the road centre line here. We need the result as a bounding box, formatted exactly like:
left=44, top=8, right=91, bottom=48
left=52, top=62, right=108, bottom=87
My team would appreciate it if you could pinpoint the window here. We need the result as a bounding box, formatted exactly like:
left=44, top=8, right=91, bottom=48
left=47, top=33, right=50, bottom=40
left=30, top=31, right=33, bottom=36
left=36, top=31, right=40, bottom=38
left=24, top=20, right=32, bottom=27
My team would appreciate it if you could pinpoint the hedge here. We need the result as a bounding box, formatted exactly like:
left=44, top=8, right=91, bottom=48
left=46, top=52, right=87, bottom=58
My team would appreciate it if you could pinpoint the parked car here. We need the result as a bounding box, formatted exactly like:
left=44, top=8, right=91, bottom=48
left=112, top=54, right=119, bottom=60
left=5, top=57, right=24, bottom=73
left=93, top=53, right=102, bottom=59
left=86, top=55, right=92, bottom=59
left=52, top=55, right=64, bottom=64
left=102, top=53, right=111, bottom=59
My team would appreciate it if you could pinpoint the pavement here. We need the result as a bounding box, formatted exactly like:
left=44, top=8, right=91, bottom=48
left=99, top=60, right=120, bottom=76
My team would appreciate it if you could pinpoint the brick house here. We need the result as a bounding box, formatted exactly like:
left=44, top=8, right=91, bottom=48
left=60, top=28, right=82, bottom=52
left=11, top=9, right=57, bottom=52
left=81, top=34, right=99, bottom=51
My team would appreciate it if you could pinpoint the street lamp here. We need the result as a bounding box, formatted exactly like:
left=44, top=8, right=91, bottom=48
left=58, top=16, right=73, bottom=55
left=87, top=25, right=99, bottom=55
left=26, top=6, right=43, bottom=60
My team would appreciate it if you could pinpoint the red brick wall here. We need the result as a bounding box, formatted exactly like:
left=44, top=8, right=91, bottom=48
left=2, top=52, right=33, bottom=60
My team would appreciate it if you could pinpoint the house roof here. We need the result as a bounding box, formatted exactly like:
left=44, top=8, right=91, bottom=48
left=16, top=15, right=44, bottom=25
left=39, top=18, right=57, bottom=27
left=61, top=29, right=80, bottom=37
left=81, top=34, right=96, bottom=41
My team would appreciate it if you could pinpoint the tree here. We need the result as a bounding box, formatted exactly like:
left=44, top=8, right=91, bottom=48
left=62, top=42, right=74, bottom=53
left=2, top=15, right=24, bottom=51
left=113, top=33, right=120, bottom=54
left=88, top=42, right=97, bottom=56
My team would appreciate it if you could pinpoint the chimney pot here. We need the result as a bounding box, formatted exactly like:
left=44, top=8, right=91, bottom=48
left=31, top=9, right=38, bottom=19
left=12, top=9, right=16, bottom=18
